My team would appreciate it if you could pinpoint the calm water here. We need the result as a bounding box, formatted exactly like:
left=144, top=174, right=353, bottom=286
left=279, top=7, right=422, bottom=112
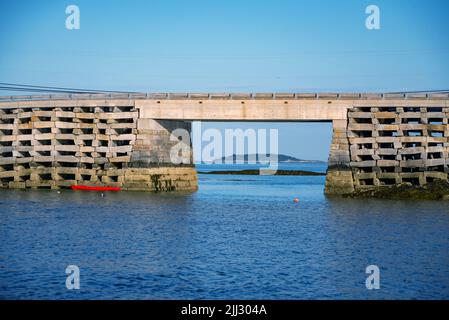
left=0, top=163, right=448, bottom=299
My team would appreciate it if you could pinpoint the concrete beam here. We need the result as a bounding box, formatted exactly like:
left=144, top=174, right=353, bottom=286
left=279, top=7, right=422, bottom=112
left=135, top=99, right=351, bottom=121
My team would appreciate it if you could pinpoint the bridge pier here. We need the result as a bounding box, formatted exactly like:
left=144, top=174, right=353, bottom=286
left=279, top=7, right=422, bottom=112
left=0, top=104, right=197, bottom=192
left=324, top=120, right=355, bottom=195
left=128, top=118, right=197, bottom=191
left=325, top=105, right=449, bottom=196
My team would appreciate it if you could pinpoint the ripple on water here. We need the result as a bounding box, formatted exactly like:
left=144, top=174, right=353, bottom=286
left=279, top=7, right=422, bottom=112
left=1, top=171, right=449, bottom=299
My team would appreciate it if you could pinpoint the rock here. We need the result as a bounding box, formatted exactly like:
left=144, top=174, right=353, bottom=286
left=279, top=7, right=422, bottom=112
left=347, top=179, right=449, bottom=200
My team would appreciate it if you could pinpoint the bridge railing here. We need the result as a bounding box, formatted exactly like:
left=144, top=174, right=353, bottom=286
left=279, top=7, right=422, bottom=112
left=0, top=92, right=448, bottom=102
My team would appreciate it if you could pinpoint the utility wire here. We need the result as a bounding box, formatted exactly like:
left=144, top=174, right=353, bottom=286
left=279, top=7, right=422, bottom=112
left=0, top=82, right=141, bottom=94
left=0, top=86, right=102, bottom=94
left=1, top=81, right=448, bottom=95
left=387, top=89, right=449, bottom=94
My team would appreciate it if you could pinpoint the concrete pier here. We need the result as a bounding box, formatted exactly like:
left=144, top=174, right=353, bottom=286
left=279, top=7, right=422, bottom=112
left=1, top=92, right=448, bottom=194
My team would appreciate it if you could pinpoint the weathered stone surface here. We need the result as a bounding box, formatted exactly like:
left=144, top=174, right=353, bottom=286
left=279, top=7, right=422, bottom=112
left=325, top=167, right=355, bottom=195
left=1, top=106, right=197, bottom=191
left=325, top=120, right=355, bottom=195
left=325, top=106, right=449, bottom=197
left=344, top=106, right=449, bottom=196
left=348, top=180, right=449, bottom=200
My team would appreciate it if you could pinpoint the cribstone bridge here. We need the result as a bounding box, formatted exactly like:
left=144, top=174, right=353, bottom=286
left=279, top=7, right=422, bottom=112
left=1, top=92, right=448, bottom=195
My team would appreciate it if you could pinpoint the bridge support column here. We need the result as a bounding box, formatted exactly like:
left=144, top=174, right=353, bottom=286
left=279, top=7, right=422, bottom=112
left=324, top=119, right=355, bottom=195
left=125, top=119, right=198, bottom=192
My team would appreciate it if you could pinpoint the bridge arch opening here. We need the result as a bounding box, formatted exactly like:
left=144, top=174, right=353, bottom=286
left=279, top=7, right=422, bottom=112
left=190, top=121, right=333, bottom=189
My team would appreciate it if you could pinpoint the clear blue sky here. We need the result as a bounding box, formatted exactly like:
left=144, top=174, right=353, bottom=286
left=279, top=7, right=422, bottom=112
left=1, top=0, right=448, bottom=160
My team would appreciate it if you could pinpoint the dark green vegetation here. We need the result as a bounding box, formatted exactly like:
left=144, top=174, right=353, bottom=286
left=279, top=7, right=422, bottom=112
left=347, top=179, right=449, bottom=200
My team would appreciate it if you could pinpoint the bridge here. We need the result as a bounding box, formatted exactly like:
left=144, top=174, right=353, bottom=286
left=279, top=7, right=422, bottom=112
left=1, top=92, right=448, bottom=195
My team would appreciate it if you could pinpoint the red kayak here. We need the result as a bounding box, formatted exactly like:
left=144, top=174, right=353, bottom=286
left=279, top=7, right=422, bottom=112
left=71, top=185, right=121, bottom=191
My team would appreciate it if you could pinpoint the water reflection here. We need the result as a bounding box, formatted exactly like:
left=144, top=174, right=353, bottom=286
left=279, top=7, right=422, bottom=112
left=0, top=164, right=448, bottom=299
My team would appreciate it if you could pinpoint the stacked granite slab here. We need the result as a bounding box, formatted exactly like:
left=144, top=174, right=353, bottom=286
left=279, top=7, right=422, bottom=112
left=325, top=120, right=355, bottom=195
left=0, top=105, right=197, bottom=191
left=347, top=106, right=449, bottom=189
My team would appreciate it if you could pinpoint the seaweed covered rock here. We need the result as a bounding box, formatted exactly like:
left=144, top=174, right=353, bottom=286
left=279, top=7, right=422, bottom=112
left=347, top=179, right=449, bottom=200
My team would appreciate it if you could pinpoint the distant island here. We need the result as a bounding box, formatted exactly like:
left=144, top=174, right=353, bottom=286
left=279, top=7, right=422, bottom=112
left=198, top=169, right=325, bottom=176
left=217, top=154, right=326, bottom=163
left=197, top=154, right=327, bottom=176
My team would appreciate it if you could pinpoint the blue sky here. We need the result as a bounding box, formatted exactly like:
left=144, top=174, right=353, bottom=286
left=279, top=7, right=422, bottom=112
left=1, top=0, right=448, bottom=160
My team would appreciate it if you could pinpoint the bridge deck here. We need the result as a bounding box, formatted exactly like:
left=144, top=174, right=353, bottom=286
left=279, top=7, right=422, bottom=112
left=0, top=92, right=448, bottom=103
left=1, top=93, right=447, bottom=121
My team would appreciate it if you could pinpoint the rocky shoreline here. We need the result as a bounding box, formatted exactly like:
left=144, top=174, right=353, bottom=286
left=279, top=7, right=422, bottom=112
left=199, top=170, right=449, bottom=200
left=345, top=179, right=449, bottom=200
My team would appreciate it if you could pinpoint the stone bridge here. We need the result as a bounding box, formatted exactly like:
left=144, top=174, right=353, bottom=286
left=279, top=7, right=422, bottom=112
left=1, top=92, right=448, bottom=195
